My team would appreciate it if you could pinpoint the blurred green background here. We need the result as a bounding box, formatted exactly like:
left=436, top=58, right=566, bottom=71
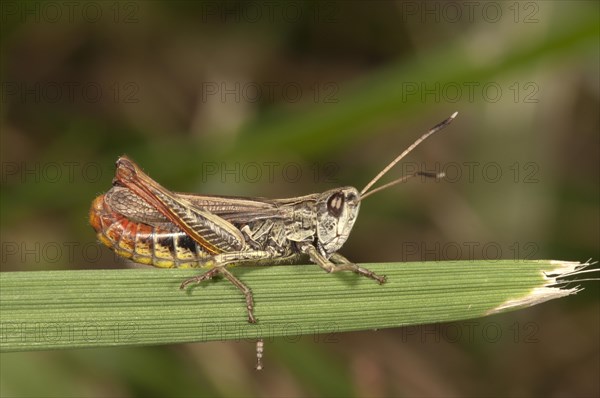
left=1, top=1, right=598, bottom=397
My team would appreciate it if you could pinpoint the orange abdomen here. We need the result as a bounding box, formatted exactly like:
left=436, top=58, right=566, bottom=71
left=90, top=195, right=210, bottom=268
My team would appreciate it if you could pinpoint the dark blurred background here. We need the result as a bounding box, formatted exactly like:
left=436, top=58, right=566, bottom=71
left=1, top=1, right=598, bottom=397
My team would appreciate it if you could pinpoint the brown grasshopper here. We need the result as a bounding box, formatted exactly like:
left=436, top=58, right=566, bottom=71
left=90, top=112, right=457, bottom=325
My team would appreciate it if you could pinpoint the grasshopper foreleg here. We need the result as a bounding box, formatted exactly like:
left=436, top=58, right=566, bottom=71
left=300, top=244, right=387, bottom=284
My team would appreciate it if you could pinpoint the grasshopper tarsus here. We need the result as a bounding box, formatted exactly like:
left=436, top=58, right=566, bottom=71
left=357, top=270, right=387, bottom=284
left=179, top=276, right=198, bottom=290
left=352, top=264, right=387, bottom=284
left=179, top=280, right=191, bottom=290
left=334, top=263, right=387, bottom=285
left=326, top=263, right=386, bottom=284
left=248, top=312, right=257, bottom=324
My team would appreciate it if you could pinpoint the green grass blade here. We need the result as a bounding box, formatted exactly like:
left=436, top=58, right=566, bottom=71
left=0, top=260, right=590, bottom=352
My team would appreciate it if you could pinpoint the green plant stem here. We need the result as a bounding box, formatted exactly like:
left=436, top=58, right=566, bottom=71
left=0, top=260, right=588, bottom=351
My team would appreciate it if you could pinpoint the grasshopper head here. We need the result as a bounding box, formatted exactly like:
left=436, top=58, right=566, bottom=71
left=314, top=113, right=458, bottom=259
left=316, top=187, right=361, bottom=258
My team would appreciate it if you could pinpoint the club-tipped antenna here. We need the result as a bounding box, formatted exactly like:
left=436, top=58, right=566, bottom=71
left=360, top=111, right=458, bottom=198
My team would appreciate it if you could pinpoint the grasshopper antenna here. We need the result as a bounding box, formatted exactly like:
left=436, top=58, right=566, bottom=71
left=360, top=111, right=457, bottom=200
left=360, top=171, right=445, bottom=200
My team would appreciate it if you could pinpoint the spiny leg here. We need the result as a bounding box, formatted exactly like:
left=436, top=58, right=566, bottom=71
left=180, top=266, right=221, bottom=289
left=220, top=267, right=256, bottom=324
left=329, top=252, right=354, bottom=265
left=180, top=265, right=257, bottom=324
left=329, top=261, right=387, bottom=285
left=330, top=252, right=387, bottom=284
left=180, top=250, right=279, bottom=323
left=302, top=245, right=387, bottom=284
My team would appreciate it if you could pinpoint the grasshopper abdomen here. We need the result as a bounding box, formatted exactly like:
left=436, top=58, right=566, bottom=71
left=90, top=195, right=211, bottom=268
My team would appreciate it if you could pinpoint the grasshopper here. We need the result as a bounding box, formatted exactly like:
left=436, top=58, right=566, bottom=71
left=90, top=112, right=457, bottom=325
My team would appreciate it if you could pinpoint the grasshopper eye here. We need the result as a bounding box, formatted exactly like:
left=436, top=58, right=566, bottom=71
left=327, top=192, right=345, bottom=218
